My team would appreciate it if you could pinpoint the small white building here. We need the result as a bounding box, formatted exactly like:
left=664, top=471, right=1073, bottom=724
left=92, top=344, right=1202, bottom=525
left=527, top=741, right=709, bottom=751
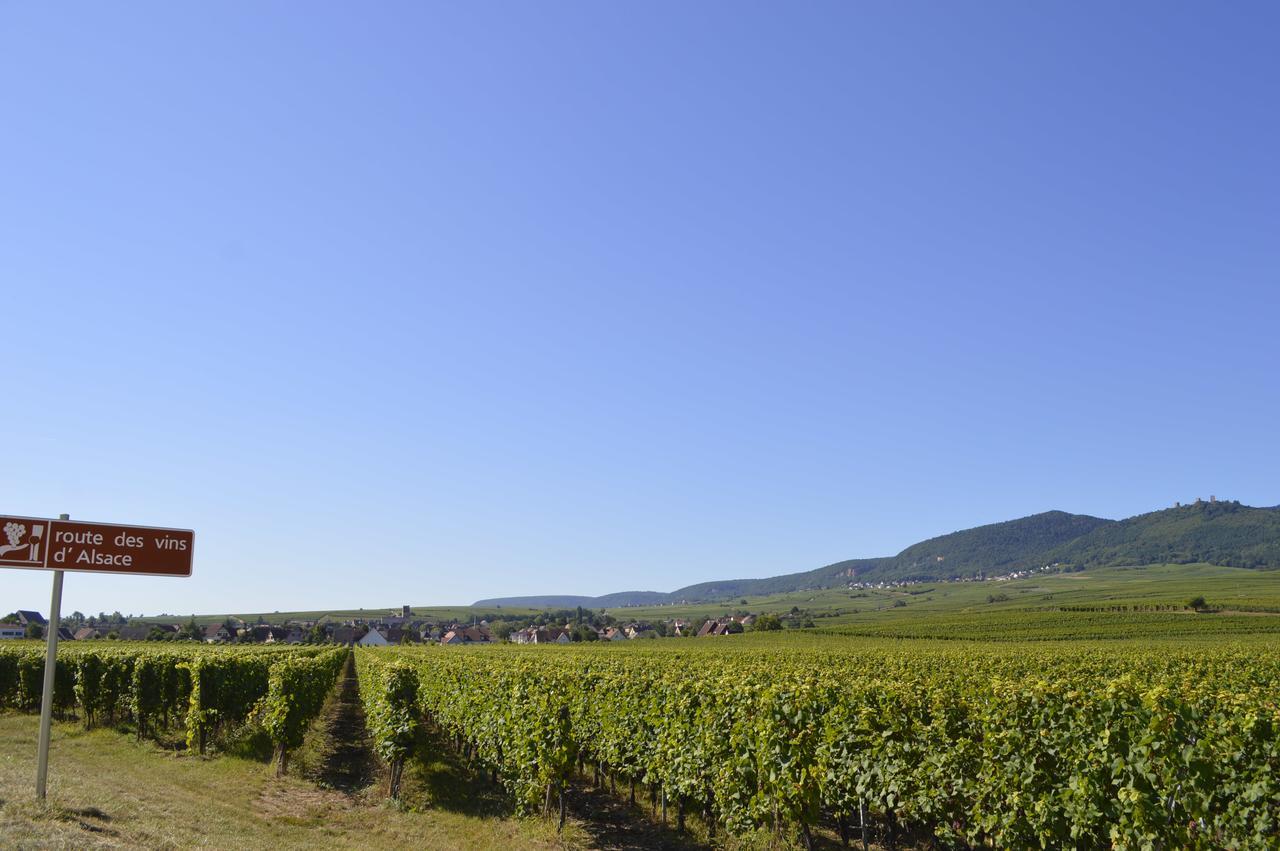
left=0, top=626, right=25, bottom=640
left=358, top=626, right=389, bottom=646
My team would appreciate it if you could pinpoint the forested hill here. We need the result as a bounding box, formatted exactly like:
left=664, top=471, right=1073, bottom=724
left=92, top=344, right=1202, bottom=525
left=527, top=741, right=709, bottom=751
left=866, top=510, right=1113, bottom=581
left=473, top=501, right=1280, bottom=606
left=1045, top=501, right=1280, bottom=569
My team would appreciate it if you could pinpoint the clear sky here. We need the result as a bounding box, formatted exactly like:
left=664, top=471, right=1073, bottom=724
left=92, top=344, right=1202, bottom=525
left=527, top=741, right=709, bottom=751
left=3, top=3, right=1278, bottom=617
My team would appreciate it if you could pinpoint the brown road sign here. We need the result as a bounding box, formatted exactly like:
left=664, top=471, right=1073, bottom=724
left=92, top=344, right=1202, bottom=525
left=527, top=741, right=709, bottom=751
left=0, top=515, right=193, bottom=577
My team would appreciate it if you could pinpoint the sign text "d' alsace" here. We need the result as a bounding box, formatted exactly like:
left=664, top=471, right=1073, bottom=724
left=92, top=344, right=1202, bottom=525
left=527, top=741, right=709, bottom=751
left=0, top=515, right=194, bottom=577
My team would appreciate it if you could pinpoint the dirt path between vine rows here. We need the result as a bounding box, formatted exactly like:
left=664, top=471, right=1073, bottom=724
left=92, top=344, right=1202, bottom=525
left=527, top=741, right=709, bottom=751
left=309, top=653, right=375, bottom=793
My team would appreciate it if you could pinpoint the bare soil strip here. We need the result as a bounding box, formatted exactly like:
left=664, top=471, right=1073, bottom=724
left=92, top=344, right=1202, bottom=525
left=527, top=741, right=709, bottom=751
left=307, top=653, right=375, bottom=793
left=563, top=782, right=707, bottom=851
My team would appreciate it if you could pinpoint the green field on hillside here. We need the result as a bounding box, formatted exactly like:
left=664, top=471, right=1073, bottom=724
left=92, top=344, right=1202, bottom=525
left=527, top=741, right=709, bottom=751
left=126, top=563, right=1280, bottom=646
left=606, top=562, right=1280, bottom=634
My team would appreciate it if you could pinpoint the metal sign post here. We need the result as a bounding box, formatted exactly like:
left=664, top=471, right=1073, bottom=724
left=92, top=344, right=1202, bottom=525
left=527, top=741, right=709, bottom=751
left=34, top=512, right=68, bottom=800
left=0, top=512, right=194, bottom=802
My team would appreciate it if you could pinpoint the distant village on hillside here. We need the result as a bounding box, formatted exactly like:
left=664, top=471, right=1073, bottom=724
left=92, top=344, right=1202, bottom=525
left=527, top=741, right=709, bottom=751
left=2, top=562, right=1072, bottom=647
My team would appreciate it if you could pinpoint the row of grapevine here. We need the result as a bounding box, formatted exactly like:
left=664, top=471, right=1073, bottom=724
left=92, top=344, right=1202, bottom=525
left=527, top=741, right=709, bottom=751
left=260, top=646, right=349, bottom=774
left=0, top=642, right=346, bottom=765
left=354, top=652, right=419, bottom=797
left=367, top=640, right=1280, bottom=849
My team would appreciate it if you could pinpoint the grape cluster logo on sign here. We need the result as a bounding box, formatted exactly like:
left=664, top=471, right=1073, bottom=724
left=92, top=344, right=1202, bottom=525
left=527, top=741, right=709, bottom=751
left=0, top=520, right=46, bottom=566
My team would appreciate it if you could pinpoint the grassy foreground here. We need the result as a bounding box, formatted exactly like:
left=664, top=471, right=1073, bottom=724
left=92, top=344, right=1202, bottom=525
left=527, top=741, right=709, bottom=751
left=0, top=713, right=587, bottom=850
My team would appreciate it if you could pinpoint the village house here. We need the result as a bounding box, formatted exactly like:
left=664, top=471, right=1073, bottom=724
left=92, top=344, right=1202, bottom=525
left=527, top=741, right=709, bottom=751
left=441, top=626, right=490, bottom=645
left=0, top=625, right=25, bottom=640
left=331, top=626, right=360, bottom=645
left=15, top=611, right=46, bottom=627
left=462, top=626, right=490, bottom=643
left=696, top=618, right=740, bottom=637
left=252, top=625, right=288, bottom=643
left=511, top=626, right=571, bottom=644
left=537, top=627, right=571, bottom=644
left=358, top=626, right=389, bottom=646
left=74, top=627, right=103, bottom=641
left=204, top=623, right=233, bottom=643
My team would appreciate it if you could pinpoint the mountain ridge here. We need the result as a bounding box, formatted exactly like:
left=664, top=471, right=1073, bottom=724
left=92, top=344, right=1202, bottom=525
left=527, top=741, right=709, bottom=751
left=473, top=501, right=1280, bottom=607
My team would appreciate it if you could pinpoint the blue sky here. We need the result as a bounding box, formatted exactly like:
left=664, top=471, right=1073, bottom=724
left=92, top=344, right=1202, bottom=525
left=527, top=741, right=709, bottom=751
left=3, top=3, right=1277, bottom=616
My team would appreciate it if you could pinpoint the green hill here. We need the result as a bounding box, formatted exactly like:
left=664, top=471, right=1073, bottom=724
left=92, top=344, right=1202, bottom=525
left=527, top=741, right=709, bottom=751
left=474, top=501, right=1280, bottom=606
left=665, top=558, right=886, bottom=602
left=870, top=510, right=1113, bottom=580
left=1047, top=500, right=1280, bottom=569
left=658, top=511, right=1111, bottom=601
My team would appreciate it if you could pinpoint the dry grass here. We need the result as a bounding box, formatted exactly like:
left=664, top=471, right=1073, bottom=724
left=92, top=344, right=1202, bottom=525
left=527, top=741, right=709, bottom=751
left=0, top=712, right=860, bottom=849
left=0, top=712, right=589, bottom=850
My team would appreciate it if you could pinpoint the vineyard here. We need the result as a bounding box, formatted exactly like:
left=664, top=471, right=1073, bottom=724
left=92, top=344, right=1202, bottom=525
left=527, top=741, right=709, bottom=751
left=0, top=641, right=347, bottom=774
left=820, top=609, right=1280, bottom=641
left=357, top=638, right=1280, bottom=849
left=3, top=634, right=1279, bottom=849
